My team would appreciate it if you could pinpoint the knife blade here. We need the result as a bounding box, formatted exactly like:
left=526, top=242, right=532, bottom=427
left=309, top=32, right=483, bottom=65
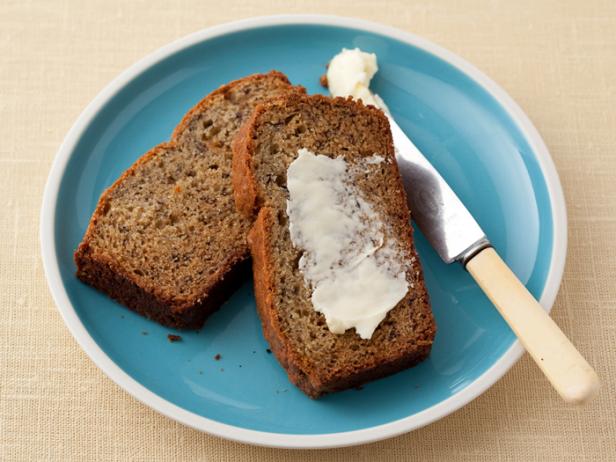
left=388, top=116, right=490, bottom=264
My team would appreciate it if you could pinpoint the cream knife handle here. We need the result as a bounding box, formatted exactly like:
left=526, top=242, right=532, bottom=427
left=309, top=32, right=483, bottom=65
left=466, top=247, right=599, bottom=404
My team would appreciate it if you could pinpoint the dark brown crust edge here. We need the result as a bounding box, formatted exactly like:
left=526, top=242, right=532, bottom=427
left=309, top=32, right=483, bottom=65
left=231, top=111, right=261, bottom=218
left=74, top=71, right=293, bottom=329
left=75, top=243, right=250, bottom=329
left=247, top=208, right=316, bottom=394
left=235, top=94, right=435, bottom=397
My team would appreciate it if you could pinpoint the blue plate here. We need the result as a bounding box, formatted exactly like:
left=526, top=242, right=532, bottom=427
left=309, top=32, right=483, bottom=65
left=41, top=16, right=566, bottom=448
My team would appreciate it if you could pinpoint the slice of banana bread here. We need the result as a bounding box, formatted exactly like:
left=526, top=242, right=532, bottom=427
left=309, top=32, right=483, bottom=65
left=75, top=72, right=304, bottom=329
left=232, top=94, right=436, bottom=397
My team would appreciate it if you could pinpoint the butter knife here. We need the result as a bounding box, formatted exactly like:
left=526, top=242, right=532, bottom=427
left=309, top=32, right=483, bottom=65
left=389, top=115, right=599, bottom=403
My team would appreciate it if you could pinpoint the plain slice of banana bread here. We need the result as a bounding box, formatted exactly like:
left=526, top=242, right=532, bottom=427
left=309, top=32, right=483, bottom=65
left=232, top=94, right=436, bottom=397
left=75, top=72, right=304, bottom=329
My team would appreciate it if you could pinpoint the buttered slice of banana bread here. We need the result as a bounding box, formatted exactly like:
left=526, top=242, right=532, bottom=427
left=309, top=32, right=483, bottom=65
left=75, top=72, right=304, bottom=329
left=232, top=93, right=436, bottom=397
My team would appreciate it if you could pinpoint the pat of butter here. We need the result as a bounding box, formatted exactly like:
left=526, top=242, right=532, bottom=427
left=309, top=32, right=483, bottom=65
left=286, top=149, right=408, bottom=339
left=326, top=48, right=389, bottom=113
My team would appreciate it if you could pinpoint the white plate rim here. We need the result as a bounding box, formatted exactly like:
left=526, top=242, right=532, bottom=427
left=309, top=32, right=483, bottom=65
left=40, top=14, right=567, bottom=449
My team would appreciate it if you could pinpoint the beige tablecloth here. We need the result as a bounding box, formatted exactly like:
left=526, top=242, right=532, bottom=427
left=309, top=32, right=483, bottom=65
left=1, top=1, right=615, bottom=460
